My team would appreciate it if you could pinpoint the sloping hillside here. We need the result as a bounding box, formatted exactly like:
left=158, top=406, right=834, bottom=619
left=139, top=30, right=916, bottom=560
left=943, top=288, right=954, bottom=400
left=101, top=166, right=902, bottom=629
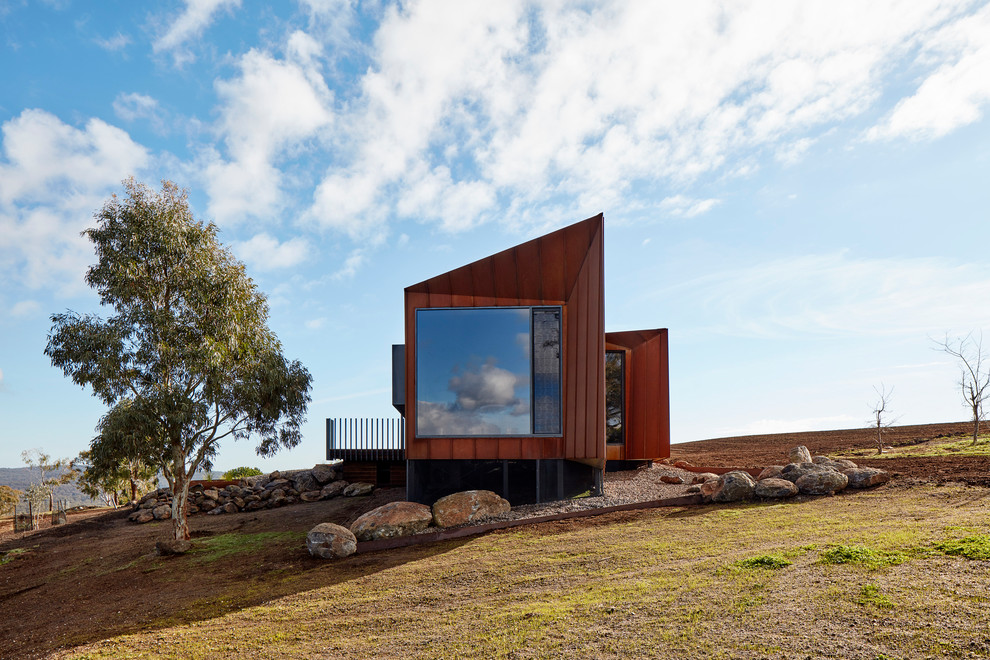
left=0, top=422, right=988, bottom=659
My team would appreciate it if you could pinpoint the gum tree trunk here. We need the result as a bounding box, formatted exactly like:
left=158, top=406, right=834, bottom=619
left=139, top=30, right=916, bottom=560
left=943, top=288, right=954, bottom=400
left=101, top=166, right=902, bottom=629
left=170, top=448, right=191, bottom=541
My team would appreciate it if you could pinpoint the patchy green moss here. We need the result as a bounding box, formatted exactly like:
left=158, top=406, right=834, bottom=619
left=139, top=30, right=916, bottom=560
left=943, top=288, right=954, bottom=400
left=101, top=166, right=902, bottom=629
left=190, top=532, right=303, bottom=564
left=733, top=554, right=792, bottom=570
left=855, top=584, right=895, bottom=609
left=818, top=545, right=907, bottom=569
left=935, top=534, right=990, bottom=561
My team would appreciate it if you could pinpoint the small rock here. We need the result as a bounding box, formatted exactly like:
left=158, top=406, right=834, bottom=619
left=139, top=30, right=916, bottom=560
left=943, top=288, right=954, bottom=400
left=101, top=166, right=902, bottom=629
left=265, top=478, right=290, bottom=491
left=343, top=482, right=374, bottom=497
left=155, top=539, right=192, bottom=555
left=299, top=490, right=323, bottom=502
left=293, top=470, right=320, bottom=494
left=152, top=504, right=172, bottom=520
left=311, top=463, right=339, bottom=485
left=351, top=501, right=433, bottom=541
left=245, top=500, right=267, bottom=511
left=432, top=490, right=510, bottom=528
left=795, top=470, right=848, bottom=495
left=754, top=478, right=799, bottom=499
left=223, top=502, right=238, bottom=514
left=691, top=473, right=719, bottom=484
left=699, top=480, right=720, bottom=499
left=199, top=498, right=218, bottom=512
left=129, top=509, right=155, bottom=524
left=780, top=462, right=835, bottom=484
left=243, top=474, right=269, bottom=489
left=672, top=460, right=694, bottom=469
left=711, top=470, right=756, bottom=502
left=660, top=475, right=684, bottom=484
left=306, top=523, right=357, bottom=559
left=812, top=456, right=858, bottom=470
left=685, top=484, right=701, bottom=494
left=202, top=488, right=219, bottom=501
left=320, top=480, right=349, bottom=499
left=757, top=465, right=785, bottom=481
left=843, top=467, right=890, bottom=489
left=788, top=445, right=813, bottom=464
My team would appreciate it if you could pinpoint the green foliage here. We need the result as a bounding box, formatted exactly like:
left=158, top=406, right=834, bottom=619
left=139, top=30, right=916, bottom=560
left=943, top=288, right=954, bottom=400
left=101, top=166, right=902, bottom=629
left=222, top=466, right=263, bottom=479
left=934, top=534, right=990, bottom=560
left=45, top=178, right=312, bottom=540
left=818, top=545, right=907, bottom=569
left=0, top=485, right=22, bottom=516
left=74, top=449, right=157, bottom=507
left=855, top=584, right=895, bottom=609
left=733, top=554, right=792, bottom=570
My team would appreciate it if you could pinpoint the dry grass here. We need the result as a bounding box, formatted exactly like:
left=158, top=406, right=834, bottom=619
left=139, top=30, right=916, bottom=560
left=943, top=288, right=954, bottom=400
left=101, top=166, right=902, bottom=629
left=840, top=433, right=990, bottom=459
left=60, top=484, right=990, bottom=660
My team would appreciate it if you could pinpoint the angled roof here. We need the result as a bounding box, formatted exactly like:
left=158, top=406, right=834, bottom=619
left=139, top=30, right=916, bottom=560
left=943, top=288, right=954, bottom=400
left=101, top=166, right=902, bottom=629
left=405, top=213, right=603, bottom=304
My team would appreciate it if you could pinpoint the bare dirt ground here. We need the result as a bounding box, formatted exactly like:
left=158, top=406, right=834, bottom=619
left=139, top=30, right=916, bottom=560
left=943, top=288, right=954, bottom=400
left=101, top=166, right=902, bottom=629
left=0, top=422, right=984, bottom=659
left=671, top=421, right=990, bottom=486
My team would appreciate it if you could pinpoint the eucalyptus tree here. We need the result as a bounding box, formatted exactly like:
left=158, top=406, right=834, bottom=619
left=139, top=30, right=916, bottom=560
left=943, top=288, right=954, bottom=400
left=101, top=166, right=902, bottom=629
left=46, top=178, right=312, bottom=541
left=20, top=449, right=75, bottom=512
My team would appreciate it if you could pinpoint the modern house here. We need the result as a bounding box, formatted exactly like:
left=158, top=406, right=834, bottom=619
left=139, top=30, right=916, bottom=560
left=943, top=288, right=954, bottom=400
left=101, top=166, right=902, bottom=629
left=327, top=213, right=670, bottom=504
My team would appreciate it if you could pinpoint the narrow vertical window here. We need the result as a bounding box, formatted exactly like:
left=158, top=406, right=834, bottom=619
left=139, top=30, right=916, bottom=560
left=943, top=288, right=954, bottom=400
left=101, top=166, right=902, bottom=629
left=605, top=350, right=624, bottom=444
left=532, top=307, right=561, bottom=434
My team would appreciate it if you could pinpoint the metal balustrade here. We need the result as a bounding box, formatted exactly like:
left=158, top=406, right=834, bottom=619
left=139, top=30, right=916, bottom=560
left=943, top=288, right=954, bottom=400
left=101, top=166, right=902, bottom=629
left=325, top=417, right=406, bottom=462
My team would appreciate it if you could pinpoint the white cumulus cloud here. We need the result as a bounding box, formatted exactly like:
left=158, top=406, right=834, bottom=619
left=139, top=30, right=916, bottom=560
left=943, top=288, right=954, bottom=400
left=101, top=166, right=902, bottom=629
left=205, top=31, right=334, bottom=225
left=303, top=0, right=977, bottom=240
left=869, top=2, right=990, bottom=140
left=231, top=233, right=311, bottom=271
left=0, top=109, right=150, bottom=291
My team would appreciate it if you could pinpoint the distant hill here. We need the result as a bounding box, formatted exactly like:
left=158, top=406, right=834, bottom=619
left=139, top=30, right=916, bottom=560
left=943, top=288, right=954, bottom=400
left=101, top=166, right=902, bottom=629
left=0, top=465, right=236, bottom=507
left=0, top=467, right=98, bottom=508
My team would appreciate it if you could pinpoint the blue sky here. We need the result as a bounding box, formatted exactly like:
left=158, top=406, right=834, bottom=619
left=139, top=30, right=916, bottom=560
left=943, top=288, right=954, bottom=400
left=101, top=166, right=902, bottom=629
left=1, top=0, right=990, bottom=470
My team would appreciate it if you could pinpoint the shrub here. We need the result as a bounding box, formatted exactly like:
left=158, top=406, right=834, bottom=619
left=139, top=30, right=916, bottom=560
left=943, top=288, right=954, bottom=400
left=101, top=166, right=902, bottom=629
left=222, top=467, right=263, bottom=480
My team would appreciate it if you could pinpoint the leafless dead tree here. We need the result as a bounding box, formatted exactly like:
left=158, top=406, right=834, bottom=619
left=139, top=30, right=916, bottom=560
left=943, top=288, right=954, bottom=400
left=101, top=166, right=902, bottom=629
left=935, top=332, right=990, bottom=446
left=870, top=384, right=895, bottom=454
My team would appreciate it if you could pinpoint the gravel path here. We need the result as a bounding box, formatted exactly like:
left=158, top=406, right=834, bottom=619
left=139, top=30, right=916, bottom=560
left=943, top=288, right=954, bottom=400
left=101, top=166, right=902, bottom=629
left=486, top=462, right=698, bottom=523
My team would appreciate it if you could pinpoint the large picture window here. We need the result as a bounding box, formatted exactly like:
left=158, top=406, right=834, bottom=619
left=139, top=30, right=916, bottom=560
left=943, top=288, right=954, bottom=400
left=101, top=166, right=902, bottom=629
left=416, top=307, right=561, bottom=437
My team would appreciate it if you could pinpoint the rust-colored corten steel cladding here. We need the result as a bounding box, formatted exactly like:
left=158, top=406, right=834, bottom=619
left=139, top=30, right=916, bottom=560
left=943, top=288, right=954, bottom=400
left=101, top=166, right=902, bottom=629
left=605, top=329, right=671, bottom=461
left=403, top=214, right=605, bottom=463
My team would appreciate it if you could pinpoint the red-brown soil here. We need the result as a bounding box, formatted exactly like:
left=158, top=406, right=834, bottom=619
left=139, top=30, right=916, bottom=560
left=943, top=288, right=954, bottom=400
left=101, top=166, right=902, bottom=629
left=671, top=421, right=990, bottom=486
left=0, top=422, right=985, bottom=659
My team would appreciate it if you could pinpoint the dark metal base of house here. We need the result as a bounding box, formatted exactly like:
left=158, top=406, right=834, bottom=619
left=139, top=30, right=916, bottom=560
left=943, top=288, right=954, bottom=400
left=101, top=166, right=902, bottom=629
left=406, top=459, right=603, bottom=506
left=605, top=459, right=653, bottom=472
